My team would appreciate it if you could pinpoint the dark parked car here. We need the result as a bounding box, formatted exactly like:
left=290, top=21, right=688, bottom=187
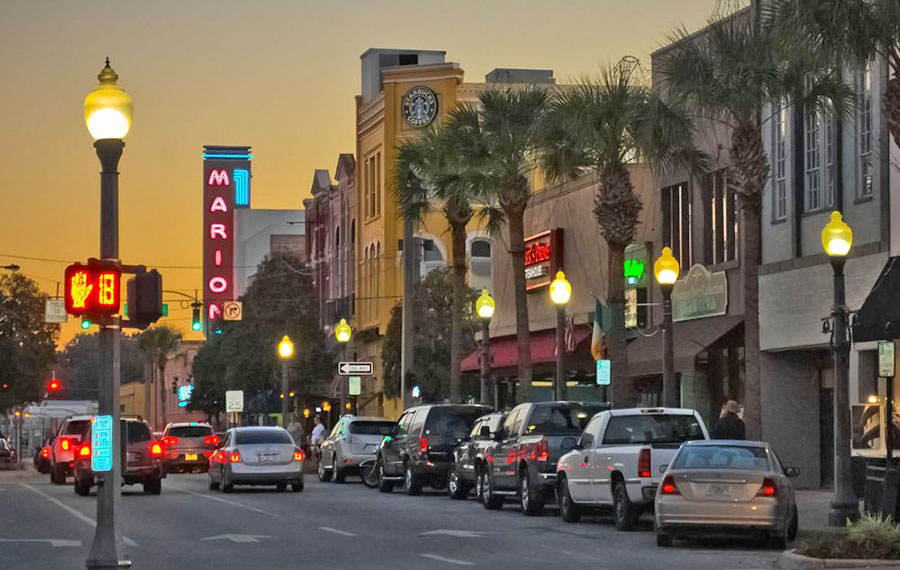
left=0, top=438, right=15, bottom=468
left=482, top=401, right=609, bottom=515
left=34, top=438, right=52, bottom=473
left=73, top=417, right=166, bottom=496
left=448, top=412, right=506, bottom=500
left=376, top=404, right=492, bottom=495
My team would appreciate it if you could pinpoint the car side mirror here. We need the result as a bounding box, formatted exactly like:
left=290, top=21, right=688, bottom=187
left=479, top=425, right=491, bottom=439
left=784, top=467, right=800, bottom=478
left=391, top=425, right=401, bottom=436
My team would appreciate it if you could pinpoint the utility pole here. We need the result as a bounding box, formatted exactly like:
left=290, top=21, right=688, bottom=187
left=400, top=220, right=417, bottom=411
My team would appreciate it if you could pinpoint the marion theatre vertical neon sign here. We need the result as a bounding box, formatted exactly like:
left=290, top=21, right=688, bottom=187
left=202, top=146, right=251, bottom=333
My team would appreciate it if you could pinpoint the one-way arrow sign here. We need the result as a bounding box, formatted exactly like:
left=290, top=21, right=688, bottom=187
left=201, top=534, right=270, bottom=543
left=338, top=362, right=373, bottom=376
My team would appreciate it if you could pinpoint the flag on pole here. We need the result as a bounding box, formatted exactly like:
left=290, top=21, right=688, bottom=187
left=591, top=299, right=609, bottom=360
left=564, top=315, right=576, bottom=353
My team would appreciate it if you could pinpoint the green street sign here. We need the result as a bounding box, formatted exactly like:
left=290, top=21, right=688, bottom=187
left=879, top=341, right=895, bottom=378
left=596, top=360, right=611, bottom=386
left=348, top=376, right=362, bottom=396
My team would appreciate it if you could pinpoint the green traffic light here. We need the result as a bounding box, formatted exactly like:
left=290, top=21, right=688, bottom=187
left=81, top=317, right=91, bottom=330
left=192, top=321, right=202, bottom=332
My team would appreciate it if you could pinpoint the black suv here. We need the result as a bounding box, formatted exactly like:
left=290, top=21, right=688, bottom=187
left=376, top=404, right=492, bottom=495
left=448, top=412, right=505, bottom=500
left=73, top=417, right=165, bottom=496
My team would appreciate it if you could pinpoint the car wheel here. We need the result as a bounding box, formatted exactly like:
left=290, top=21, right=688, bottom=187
left=558, top=476, right=580, bottom=523
left=74, top=474, right=92, bottom=497
left=143, top=477, right=162, bottom=495
left=613, top=481, right=639, bottom=531
left=276, top=483, right=287, bottom=492
left=333, top=455, right=346, bottom=484
left=222, top=472, right=234, bottom=493
left=520, top=467, right=544, bottom=516
left=317, top=455, right=332, bottom=482
left=767, top=527, right=788, bottom=550
left=656, top=532, right=673, bottom=547
left=208, top=471, right=219, bottom=491
left=291, top=480, right=304, bottom=492
left=482, top=469, right=503, bottom=510
left=474, top=466, right=484, bottom=503
left=50, top=465, right=66, bottom=485
left=448, top=467, right=466, bottom=500
left=788, top=505, right=799, bottom=541
left=376, top=457, right=394, bottom=493
left=404, top=461, right=421, bottom=496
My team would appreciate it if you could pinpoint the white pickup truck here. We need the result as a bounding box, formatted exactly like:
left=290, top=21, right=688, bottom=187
left=556, top=407, right=709, bottom=530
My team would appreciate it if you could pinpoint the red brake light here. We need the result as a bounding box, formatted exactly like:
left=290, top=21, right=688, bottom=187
left=78, top=444, right=91, bottom=458
left=203, top=435, right=220, bottom=446
left=661, top=474, right=680, bottom=495
left=759, top=477, right=777, bottom=497
left=163, top=436, right=179, bottom=447
left=229, top=451, right=241, bottom=463
left=41, top=447, right=50, bottom=458
left=293, top=449, right=305, bottom=462
left=150, top=442, right=164, bottom=457
left=638, top=448, right=652, bottom=478
left=419, top=438, right=428, bottom=453
left=536, top=439, right=549, bottom=462
left=60, top=438, right=71, bottom=451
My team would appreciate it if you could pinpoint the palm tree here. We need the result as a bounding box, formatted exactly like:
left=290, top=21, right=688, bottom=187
left=660, top=10, right=848, bottom=437
left=395, top=106, right=493, bottom=403
left=538, top=59, right=705, bottom=408
left=136, top=325, right=182, bottom=428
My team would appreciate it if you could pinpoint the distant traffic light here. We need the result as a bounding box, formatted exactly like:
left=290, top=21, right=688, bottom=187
left=171, top=377, right=178, bottom=396
left=81, top=316, right=91, bottom=330
left=191, top=305, right=202, bottom=331
left=2, top=382, right=8, bottom=390
left=48, top=378, right=62, bottom=393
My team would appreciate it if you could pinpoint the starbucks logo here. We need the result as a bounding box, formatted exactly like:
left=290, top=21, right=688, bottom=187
left=402, top=86, right=438, bottom=128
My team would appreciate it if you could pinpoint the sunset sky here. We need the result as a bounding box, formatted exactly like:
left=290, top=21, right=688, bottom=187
left=0, top=0, right=722, bottom=345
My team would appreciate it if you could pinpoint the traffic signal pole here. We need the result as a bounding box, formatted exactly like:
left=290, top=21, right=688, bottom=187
left=86, top=138, right=129, bottom=569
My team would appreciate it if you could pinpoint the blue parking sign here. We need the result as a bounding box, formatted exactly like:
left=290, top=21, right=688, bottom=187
left=91, top=415, right=113, bottom=472
left=596, top=360, right=611, bottom=386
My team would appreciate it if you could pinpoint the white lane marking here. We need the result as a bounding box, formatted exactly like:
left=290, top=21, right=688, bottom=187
left=0, top=538, right=81, bottom=547
left=421, top=529, right=485, bottom=538
left=420, top=554, right=476, bottom=566
left=18, top=483, right=138, bottom=547
left=319, top=526, right=356, bottom=537
left=201, top=534, right=269, bottom=543
left=163, top=482, right=282, bottom=518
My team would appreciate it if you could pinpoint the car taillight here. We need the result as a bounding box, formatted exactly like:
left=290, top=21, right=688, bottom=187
left=293, top=449, right=305, bottom=462
left=536, top=439, right=549, bottom=462
left=60, top=438, right=71, bottom=451
left=203, top=451, right=213, bottom=458
left=41, top=447, right=50, bottom=459
left=216, top=450, right=227, bottom=463
left=758, top=477, right=777, bottom=497
left=638, top=448, right=651, bottom=478
left=150, top=442, right=164, bottom=457
left=163, top=436, right=179, bottom=447
left=661, top=474, right=680, bottom=495
left=78, top=444, right=91, bottom=458
left=229, top=451, right=242, bottom=463
left=203, top=435, right=220, bottom=446
left=419, top=438, right=428, bottom=453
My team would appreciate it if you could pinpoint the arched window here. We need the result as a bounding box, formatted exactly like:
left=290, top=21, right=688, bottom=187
left=420, top=238, right=445, bottom=278
left=374, top=242, right=382, bottom=318
left=469, top=239, right=492, bottom=291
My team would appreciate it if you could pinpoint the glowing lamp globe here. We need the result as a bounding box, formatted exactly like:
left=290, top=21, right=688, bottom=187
left=277, top=335, right=295, bottom=359
left=654, top=247, right=680, bottom=286
left=549, top=271, right=572, bottom=306
left=475, top=289, right=495, bottom=320
left=84, top=59, right=133, bottom=140
left=334, top=319, right=352, bottom=343
left=822, top=211, right=853, bottom=257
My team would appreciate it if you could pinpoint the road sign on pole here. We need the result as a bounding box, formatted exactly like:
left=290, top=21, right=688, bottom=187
left=596, top=360, right=611, bottom=386
left=225, top=390, right=244, bottom=413
left=879, top=341, right=895, bottom=378
left=90, top=415, right=113, bottom=472
left=223, top=301, right=243, bottom=321
left=348, top=376, right=361, bottom=396
left=44, top=299, right=68, bottom=323
left=338, top=362, right=373, bottom=376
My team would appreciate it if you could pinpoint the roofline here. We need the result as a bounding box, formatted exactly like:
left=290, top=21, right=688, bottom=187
left=360, top=48, right=446, bottom=59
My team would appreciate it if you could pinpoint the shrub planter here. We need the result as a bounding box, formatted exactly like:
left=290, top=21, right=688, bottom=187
left=778, top=550, right=900, bottom=570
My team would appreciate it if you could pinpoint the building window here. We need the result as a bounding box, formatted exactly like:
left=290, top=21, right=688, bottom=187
left=802, top=80, right=836, bottom=212
left=375, top=152, right=382, bottom=216
left=661, top=182, right=692, bottom=270
left=859, top=62, right=874, bottom=198
left=704, top=170, right=739, bottom=266
left=773, top=103, right=788, bottom=221
left=363, top=160, right=370, bottom=219
left=364, top=154, right=380, bottom=219
left=469, top=239, right=492, bottom=291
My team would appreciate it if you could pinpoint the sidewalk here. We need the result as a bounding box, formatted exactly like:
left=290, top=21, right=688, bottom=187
left=795, top=489, right=863, bottom=536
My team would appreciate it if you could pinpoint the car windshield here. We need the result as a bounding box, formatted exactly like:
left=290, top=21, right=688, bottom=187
left=526, top=404, right=607, bottom=435
left=349, top=421, right=395, bottom=436
left=602, top=414, right=705, bottom=445
left=673, top=445, right=771, bottom=471
left=167, top=426, right=213, bottom=438
left=64, top=420, right=91, bottom=436
left=424, top=407, right=487, bottom=439
left=235, top=429, right=293, bottom=445
left=123, top=421, right=152, bottom=443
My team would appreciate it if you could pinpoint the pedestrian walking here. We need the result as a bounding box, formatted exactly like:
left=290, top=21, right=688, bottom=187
left=711, top=400, right=746, bottom=439
left=310, top=415, right=327, bottom=465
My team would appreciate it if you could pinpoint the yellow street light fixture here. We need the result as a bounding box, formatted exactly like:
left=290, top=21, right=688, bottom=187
left=278, top=335, right=294, bottom=359
left=549, top=271, right=572, bottom=306
left=654, top=247, right=680, bottom=286
left=335, top=318, right=352, bottom=343
left=84, top=59, right=133, bottom=141
left=822, top=211, right=853, bottom=258
left=475, top=289, right=495, bottom=320
left=303, top=408, right=310, bottom=418
left=867, top=394, right=880, bottom=405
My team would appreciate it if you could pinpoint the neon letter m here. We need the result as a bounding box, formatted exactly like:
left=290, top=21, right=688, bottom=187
left=208, top=169, right=230, bottom=186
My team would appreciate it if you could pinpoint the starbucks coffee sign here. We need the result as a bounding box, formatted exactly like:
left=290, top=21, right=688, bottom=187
left=672, top=264, right=728, bottom=322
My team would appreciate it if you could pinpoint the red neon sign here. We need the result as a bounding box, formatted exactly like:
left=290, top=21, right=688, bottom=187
left=203, top=162, right=241, bottom=332
left=524, top=242, right=551, bottom=267
left=523, top=229, right=564, bottom=292
left=64, top=261, right=121, bottom=316
left=208, top=170, right=230, bottom=186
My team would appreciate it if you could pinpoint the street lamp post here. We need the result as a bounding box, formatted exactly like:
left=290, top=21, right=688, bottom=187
left=822, top=211, right=859, bottom=526
left=84, top=58, right=132, bottom=570
left=335, top=319, right=352, bottom=415
left=278, top=335, right=295, bottom=427
left=549, top=271, right=572, bottom=401
left=475, top=290, right=495, bottom=406
left=654, top=247, right=680, bottom=408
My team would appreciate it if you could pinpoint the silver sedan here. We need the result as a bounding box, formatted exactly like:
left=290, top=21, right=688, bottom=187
left=654, top=440, right=798, bottom=548
left=208, top=427, right=304, bottom=493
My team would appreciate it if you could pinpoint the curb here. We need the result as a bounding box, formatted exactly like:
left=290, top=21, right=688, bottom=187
left=778, top=550, right=900, bottom=569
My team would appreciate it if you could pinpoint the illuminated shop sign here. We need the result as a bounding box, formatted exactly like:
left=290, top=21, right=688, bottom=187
left=177, top=384, right=194, bottom=407
left=524, top=229, right=564, bottom=292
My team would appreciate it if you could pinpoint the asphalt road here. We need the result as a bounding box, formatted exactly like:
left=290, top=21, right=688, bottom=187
left=0, top=467, right=781, bottom=570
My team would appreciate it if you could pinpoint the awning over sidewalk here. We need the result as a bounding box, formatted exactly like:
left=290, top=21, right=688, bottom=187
left=627, top=315, right=743, bottom=377
left=854, top=256, right=900, bottom=342
left=461, top=325, right=591, bottom=373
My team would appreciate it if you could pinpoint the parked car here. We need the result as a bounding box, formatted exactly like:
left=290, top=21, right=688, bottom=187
left=0, top=438, right=15, bottom=468
left=73, top=417, right=166, bottom=496
left=34, top=438, right=52, bottom=473
left=448, top=412, right=506, bottom=500
left=208, top=426, right=304, bottom=493
left=318, top=415, right=396, bottom=483
left=160, top=422, right=219, bottom=474
left=376, top=404, right=493, bottom=495
left=654, top=439, right=799, bottom=548
left=556, top=407, right=709, bottom=529
left=49, top=415, right=92, bottom=484
left=482, top=401, right=609, bottom=515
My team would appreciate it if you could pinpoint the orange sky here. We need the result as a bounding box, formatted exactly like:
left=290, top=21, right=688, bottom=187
left=0, top=0, right=721, bottom=346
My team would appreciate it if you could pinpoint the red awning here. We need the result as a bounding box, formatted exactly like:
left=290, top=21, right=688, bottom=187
left=461, top=325, right=591, bottom=373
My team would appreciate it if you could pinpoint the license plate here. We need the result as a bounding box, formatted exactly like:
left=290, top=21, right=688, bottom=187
left=185, top=454, right=198, bottom=461
left=259, top=454, right=277, bottom=463
left=706, top=483, right=731, bottom=497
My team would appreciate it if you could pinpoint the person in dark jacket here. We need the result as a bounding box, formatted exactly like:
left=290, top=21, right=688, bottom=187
left=711, top=400, right=746, bottom=439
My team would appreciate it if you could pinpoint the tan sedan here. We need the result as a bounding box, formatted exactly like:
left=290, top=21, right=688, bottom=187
left=654, top=440, right=799, bottom=549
